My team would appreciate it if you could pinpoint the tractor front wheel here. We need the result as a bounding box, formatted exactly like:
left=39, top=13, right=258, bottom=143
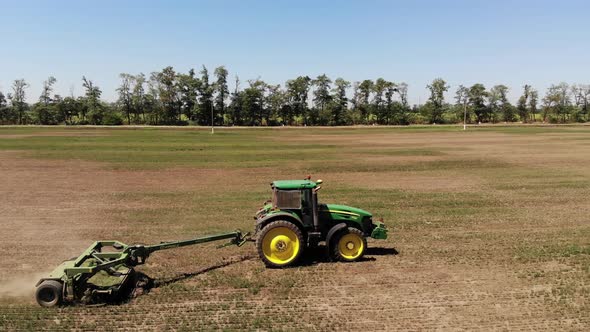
left=331, top=227, right=367, bottom=262
left=35, top=280, right=64, bottom=307
left=257, top=220, right=304, bottom=268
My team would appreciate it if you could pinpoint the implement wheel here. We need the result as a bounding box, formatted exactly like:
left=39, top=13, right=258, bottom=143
left=35, top=280, right=64, bottom=307
left=331, top=227, right=366, bottom=262
left=257, top=220, right=304, bottom=268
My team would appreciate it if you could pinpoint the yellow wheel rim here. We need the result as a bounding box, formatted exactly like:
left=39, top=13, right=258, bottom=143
left=338, top=233, right=364, bottom=260
left=261, top=227, right=300, bottom=265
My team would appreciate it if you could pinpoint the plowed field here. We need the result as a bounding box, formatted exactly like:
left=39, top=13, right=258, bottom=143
left=1, top=126, right=589, bottom=331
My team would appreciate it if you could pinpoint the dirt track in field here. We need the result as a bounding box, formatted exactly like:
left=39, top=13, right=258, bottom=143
left=1, top=127, right=589, bottom=331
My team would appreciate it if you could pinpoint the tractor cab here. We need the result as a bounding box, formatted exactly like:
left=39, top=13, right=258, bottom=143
left=254, top=177, right=388, bottom=268
left=271, top=179, right=320, bottom=228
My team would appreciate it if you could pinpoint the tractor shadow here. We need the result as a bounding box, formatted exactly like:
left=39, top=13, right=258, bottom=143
left=366, top=247, right=399, bottom=256
left=133, top=254, right=255, bottom=297
left=93, top=247, right=398, bottom=305
left=150, top=254, right=255, bottom=289
left=298, top=245, right=399, bottom=266
left=94, top=255, right=255, bottom=306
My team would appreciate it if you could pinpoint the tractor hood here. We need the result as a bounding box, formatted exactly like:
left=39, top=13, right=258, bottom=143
left=321, top=204, right=372, bottom=218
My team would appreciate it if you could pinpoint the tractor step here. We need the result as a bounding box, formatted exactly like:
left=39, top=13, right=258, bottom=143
left=307, top=232, right=322, bottom=246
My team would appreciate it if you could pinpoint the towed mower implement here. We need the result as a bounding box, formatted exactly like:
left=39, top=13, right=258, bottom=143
left=35, top=231, right=249, bottom=307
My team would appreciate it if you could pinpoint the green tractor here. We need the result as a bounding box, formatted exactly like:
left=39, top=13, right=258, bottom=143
left=254, top=177, right=388, bottom=267
left=34, top=177, right=388, bottom=306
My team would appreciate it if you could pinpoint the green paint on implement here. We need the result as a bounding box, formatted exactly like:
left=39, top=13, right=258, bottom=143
left=35, top=232, right=249, bottom=307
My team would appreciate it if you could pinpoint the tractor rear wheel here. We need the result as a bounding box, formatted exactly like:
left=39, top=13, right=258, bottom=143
left=35, top=280, right=64, bottom=307
left=331, top=227, right=367, bottom=262
left=257, top=220, right=304, bottom=268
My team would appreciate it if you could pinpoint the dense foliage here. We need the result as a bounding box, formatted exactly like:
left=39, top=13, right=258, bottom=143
left=1, top=67, right=589, bottom=125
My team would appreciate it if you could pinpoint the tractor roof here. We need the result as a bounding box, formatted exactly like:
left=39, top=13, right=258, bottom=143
left=272, top=179, right=318, bottom=190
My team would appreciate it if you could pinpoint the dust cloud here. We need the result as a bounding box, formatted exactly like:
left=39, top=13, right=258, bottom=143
left=0, top=273, right=46, bottom=298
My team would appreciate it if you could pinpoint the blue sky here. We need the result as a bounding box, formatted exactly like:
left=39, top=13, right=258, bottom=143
left=1, top=0, right=588, bottom=104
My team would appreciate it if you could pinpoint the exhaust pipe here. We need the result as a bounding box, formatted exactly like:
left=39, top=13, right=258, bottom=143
left=312, top=188, right=320, bottom=231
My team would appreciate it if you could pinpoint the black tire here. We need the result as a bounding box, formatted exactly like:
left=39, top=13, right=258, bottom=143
left=330, top=227, right=367, bottom=262
left=35, top=280, right=64, bottom=307
left=256, top=220, right=305, bottom=268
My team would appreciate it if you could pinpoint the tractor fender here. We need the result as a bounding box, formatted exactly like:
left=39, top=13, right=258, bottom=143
left=35, top=277, right=62, bottom=287
left=326, top=223, right=348, bottom=247
left=256, top=212, right=304, bottom=233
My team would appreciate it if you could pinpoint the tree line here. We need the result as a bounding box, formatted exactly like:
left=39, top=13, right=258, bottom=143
left=1, top=66, right=589, bottom=126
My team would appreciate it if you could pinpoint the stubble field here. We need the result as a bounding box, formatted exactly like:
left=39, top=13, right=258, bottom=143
left=0, top=125, right=589, bottom=331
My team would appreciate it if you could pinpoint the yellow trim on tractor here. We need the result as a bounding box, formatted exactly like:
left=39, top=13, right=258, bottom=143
left=328, top=209, right=360, bottom=217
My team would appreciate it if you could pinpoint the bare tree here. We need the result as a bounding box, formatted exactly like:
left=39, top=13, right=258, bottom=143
left=117, top=73, right=134, bottom=124
left=571, top=84, right=590, bottom=121
left=10, top=79, right=29, bottom=124
left=426, top=78, right=449, bottom=123
left=517, top=85, right=531, bottom=123
left=132, top=73, right=146, bottom=121
left=542, top=83, right=570, bottom=122
left=82, top=76, right=102, bottom=123
left=455, top=85, right=469, bottom=128
left=395, top=82, right=409, bottom=107
left=529, top=89, right=538, bottom=122
left=40, top=76, right=57, bottom=105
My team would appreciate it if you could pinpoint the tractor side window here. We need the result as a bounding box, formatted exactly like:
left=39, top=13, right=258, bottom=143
left=273, top=189, right=301, bottom=209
